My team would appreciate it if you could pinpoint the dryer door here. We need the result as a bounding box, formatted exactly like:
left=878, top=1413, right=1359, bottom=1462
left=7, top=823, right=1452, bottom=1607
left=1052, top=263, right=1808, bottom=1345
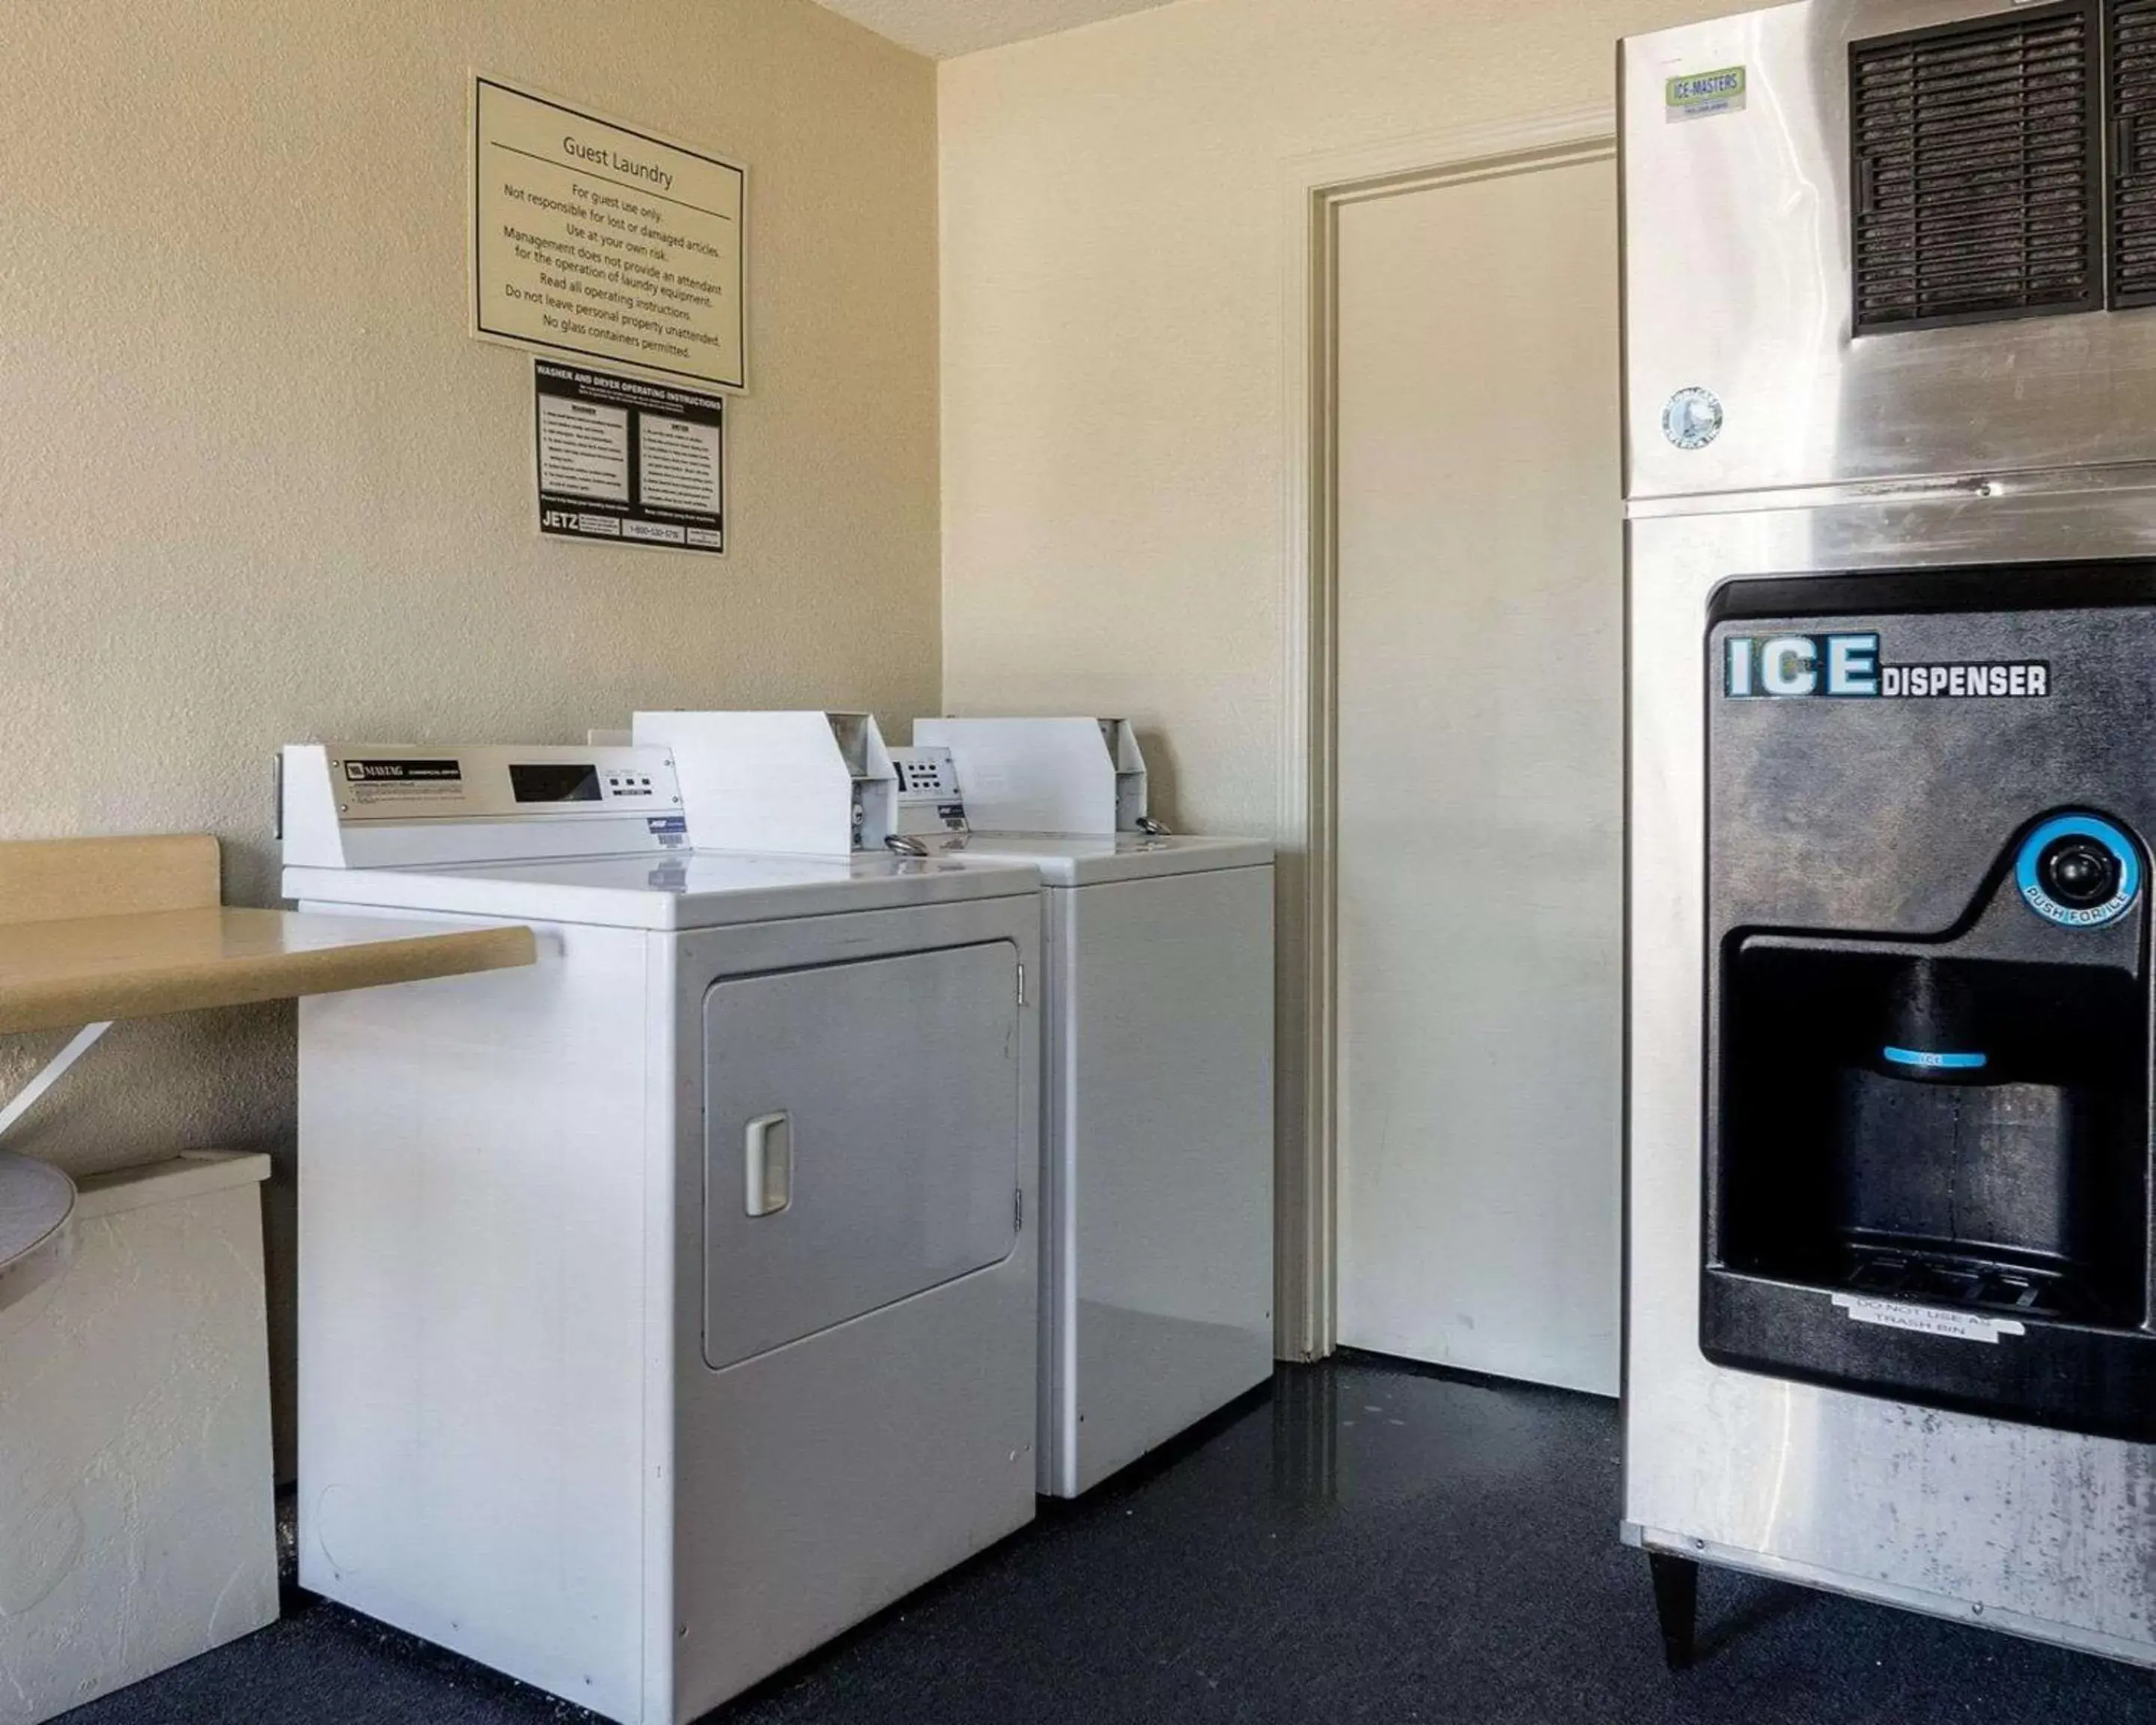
left=701, top=940, right=1022, bottom=1371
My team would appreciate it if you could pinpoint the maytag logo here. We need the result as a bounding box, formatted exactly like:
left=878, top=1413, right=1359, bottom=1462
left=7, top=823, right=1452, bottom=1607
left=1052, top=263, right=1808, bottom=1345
left=1723, top=633, right=2050, bottom=699
left=342, top=758, right=465, bottom=782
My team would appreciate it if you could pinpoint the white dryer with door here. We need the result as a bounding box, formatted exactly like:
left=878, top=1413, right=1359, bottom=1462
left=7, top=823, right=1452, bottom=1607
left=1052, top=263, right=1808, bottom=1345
left=279, top=742, right=1041, bottom=1725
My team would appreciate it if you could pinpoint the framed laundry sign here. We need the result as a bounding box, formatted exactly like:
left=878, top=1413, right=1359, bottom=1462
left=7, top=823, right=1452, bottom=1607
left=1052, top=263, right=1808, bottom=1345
left=472, top=74, right=747, bottom=391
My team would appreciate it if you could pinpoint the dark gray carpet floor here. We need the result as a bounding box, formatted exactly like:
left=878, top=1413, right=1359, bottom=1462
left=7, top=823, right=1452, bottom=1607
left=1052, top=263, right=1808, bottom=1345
left=66, top=1356, right=2156, bottom=1724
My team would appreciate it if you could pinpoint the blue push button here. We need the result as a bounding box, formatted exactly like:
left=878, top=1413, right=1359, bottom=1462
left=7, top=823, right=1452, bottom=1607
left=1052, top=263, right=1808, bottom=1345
left=2015, top=813, right=2141, bottom=930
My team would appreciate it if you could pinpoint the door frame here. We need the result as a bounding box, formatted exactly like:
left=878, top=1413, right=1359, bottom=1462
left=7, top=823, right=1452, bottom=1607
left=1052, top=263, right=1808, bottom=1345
left=1274, top=106, right=1616, bottom=1361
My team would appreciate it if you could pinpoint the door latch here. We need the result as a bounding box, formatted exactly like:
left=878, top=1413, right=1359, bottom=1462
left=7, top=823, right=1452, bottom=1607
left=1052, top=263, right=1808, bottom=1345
left=744, top=1111, right=792, bottom=1217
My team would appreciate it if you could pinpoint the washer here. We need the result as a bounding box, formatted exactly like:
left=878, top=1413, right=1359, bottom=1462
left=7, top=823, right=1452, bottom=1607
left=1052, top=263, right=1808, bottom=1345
left=835, top=715, right=1276, bottom=1498
left=917, top=828, right=1275, bottom=1499
left=279, top=742, right=1041, bottom=1725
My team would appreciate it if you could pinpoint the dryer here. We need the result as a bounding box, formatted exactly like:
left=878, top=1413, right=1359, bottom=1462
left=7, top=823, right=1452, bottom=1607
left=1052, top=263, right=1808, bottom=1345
left=278, top=741, right=1042, bottom=1724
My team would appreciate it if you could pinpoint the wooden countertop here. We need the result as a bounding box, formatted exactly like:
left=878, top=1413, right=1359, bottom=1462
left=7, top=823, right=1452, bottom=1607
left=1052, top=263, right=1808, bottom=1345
left=0, top=834, right=535, bottom=1311
left=0, top=833, right=536, bottom=1035
left=0, top=1151, right=75, bottom=1311
left=0, top=907, right=536, bottom=1035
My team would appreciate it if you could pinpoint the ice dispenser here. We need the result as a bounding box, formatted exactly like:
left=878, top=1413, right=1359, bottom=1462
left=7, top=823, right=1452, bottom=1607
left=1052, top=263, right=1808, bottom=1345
left=1704, top=568, right=2156, bottom=1440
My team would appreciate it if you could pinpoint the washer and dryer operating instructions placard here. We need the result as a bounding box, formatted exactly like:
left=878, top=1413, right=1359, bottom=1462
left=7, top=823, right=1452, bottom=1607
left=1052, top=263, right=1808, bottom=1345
left=534, top=361, right=725, bottom=554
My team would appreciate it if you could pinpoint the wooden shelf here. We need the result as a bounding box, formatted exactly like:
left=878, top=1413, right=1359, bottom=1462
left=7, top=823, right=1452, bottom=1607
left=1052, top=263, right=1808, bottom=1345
left=0, top=832, right=534, bottom=1313
left=0, top=833, right=536, bottom=1035
left=0, top=907, right=535, bottom=1035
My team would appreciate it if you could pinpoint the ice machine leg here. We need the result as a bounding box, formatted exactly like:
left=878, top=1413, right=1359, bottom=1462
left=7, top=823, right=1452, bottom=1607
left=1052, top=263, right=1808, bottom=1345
left=1647, top=1552, right=1698, bottom=1672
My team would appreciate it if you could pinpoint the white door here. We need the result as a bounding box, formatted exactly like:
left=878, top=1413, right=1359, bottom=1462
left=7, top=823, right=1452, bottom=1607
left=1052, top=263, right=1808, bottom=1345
left=1333, top=155, right=1622, bottom=1395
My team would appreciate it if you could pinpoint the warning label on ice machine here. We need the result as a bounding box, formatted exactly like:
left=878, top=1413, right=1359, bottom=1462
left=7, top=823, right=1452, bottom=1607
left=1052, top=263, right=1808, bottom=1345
left=1832, top=1294, right=2027, bottom=1345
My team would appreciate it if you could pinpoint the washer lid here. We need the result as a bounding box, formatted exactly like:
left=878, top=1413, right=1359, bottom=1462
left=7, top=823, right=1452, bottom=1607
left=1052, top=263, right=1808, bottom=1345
left=283, top=849, right=1041, bottom=930
left=919, top=832, right=1273, bottom=886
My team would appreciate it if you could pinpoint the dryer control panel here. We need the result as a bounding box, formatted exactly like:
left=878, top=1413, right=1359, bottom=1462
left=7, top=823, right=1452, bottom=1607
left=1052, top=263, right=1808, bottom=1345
left=281, top=742, right=685, bottom=868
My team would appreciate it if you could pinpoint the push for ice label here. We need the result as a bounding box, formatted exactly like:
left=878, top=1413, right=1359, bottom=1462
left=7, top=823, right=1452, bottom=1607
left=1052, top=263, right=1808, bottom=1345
left=1666, top=66, right=1747, bottom=121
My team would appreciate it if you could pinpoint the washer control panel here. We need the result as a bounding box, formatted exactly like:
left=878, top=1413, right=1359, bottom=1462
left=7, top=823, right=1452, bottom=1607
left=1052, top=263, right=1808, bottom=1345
left=889, top=746, right=969, bottom=838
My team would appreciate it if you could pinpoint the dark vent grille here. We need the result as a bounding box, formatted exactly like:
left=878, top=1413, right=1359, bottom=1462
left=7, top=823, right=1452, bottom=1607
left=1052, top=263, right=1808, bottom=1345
left=1851, top=2, right=2101, bottom=334
left=2113, top=0, right=2156, bottom=304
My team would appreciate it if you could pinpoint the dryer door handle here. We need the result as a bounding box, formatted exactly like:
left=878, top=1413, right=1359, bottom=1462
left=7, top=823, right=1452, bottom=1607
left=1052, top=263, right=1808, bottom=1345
left=744, top=1111, right=793, bottom=1217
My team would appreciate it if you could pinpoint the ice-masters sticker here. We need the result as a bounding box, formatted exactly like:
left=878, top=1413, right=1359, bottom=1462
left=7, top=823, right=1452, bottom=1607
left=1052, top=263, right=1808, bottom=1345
left=1666, top=66, right=1747, bottom=121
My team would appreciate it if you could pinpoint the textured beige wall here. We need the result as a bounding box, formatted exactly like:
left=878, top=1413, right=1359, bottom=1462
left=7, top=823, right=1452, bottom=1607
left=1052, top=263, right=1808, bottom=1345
left=937, top=0, right=1728, bottom=834
left=1, top=0, right=937, bottom=1461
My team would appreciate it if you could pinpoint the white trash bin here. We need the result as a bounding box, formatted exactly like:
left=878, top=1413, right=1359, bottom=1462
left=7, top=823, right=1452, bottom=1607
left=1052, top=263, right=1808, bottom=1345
left=0, top=1151, right=277, bottom=1723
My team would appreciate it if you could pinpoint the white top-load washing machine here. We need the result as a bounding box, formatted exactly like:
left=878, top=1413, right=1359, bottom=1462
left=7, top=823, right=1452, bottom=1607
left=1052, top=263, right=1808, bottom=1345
left=636, top=712, right=1275, bottom=1499
left=911, top=719, right=1274, bottom=1499
left=278, top=740, right=1043, bottom=1725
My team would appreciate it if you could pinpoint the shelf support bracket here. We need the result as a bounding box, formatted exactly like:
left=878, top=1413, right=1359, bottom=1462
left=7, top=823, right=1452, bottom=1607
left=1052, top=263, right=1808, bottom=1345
left=0, top=1022, right=115, bottom=1145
